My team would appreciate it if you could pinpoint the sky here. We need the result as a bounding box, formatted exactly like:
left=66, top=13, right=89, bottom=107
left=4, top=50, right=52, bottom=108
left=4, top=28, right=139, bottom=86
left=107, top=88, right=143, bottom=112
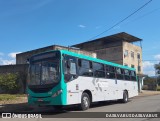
left=0, top=0, right=160, bottom=76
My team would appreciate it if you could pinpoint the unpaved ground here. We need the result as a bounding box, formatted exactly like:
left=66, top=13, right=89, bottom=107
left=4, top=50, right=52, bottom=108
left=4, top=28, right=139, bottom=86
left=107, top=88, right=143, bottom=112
left=138, top=90, right=160, bottom=97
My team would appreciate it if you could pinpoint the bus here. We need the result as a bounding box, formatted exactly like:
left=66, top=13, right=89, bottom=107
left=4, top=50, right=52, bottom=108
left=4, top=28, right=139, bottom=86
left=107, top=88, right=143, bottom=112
left=27, top=50, right=138, bottom=110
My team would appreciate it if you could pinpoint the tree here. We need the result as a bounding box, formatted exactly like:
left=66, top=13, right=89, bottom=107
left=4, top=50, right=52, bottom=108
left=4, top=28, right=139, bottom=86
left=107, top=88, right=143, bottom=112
left=0, top=73, right=20, bottom=94
left=143, top=76, right=157, bottom=90
left=154, top=63, right=160, bottom=75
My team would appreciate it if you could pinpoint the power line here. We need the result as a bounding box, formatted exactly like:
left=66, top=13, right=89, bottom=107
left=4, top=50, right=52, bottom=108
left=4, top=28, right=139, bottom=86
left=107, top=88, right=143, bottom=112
left=89, top=0, right=153, bottom=40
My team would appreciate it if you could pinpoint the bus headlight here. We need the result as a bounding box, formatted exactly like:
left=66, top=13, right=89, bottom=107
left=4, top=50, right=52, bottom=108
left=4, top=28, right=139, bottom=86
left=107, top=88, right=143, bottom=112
left=52, top=90, right=62, bottom=97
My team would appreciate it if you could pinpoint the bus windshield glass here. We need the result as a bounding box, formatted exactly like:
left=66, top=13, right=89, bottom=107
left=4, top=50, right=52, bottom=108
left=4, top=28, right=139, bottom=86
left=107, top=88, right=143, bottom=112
left=28, top=52, right=60, bottom=86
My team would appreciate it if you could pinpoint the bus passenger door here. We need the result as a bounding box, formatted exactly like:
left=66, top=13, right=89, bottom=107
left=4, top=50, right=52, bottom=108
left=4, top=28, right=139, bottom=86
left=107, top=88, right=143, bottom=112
left=64, top=55, right=79, bottom=105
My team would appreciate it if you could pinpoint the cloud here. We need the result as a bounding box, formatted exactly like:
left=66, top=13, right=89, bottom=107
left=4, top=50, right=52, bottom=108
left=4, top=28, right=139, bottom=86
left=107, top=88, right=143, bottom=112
left=143, top=61, right=155, bottom=76
left=143, top=61, right=154, bottom=68
left=154, top=54, right=160, bottom=60
left=0, top=52, right=4, bottom=56
left=143, top=70, right=155, bottom=76
left=0, top=52, right=21, bottom=65
left=8, top=52, right=21, bottom=59
left=78, top=24, right=86, bottom=28
left=0, top=58, right=15, bottom=65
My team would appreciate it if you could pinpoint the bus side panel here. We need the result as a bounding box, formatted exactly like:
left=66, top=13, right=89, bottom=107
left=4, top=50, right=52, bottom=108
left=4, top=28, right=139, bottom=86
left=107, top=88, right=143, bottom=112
left=115, top=80, right=138, bottom=99
left=66, top=77, right=138, bottom=105
left=66, top=78, right=80, bottom=105
left=67, top=76, right=107, bottom=105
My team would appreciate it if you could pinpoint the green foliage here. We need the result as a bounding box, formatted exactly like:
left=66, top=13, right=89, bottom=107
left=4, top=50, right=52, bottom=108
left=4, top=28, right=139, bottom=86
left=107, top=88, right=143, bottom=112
left=143, top=76, right=156, bottom=85
left=154, top=64, right=160, bottom=70
left=0, top=73, right=20, bottom=94
left=143, top=76, right=157, bottom=90
left=157, top=86, right=160, bottom=91
left=0, top=94, right=16, bottom=101
left=157, top=76, right=160, bottom=85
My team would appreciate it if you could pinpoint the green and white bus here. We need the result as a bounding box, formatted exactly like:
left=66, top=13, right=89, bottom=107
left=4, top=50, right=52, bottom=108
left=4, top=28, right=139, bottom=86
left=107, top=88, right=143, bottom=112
left=27, top=50, right=138, bottom=110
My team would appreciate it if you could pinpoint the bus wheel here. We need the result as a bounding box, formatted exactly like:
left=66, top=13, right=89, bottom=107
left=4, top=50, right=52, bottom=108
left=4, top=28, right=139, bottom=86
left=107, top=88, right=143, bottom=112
left=80, top=93, right=90, bottom=110
left=121, top=91, right=128, bottom=103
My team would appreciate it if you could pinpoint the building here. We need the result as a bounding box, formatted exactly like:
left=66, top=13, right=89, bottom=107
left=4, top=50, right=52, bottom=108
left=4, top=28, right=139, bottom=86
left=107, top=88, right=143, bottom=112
left=16, top=45, right=96, bottom=64
left=73, top=32, right=143, bottom=74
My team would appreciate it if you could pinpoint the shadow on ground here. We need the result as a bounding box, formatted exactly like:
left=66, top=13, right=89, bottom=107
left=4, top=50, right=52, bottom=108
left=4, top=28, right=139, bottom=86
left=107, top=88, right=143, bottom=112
left=0, top=103, right=33, bottom=112
left=0, top=99, right=129, bottom=113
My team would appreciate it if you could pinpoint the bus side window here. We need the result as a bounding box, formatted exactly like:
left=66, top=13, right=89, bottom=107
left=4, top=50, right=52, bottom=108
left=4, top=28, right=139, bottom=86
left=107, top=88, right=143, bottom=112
left=124, top=69, right=131, bottom=80
left=78, top=59, right=93, bottom=77
left=106, top=65, right=116, bottom=79
left=116, top=68, right=124, bottom=80
left=130, top=71, right=136, bottom=81
left=93, top=62, right=105, bottom=78
left=78, top=59, right=82, bottom=67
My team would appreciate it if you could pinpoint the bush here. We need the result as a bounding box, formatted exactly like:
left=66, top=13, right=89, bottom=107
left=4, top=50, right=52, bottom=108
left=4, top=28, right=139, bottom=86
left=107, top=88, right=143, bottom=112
left=142, top=85, right=148, bottom=90
left=157, top=86, right=160, bottom=91
left=144, top=76, right=156, bottom=85
left=0, top=73, right=20, bottom=94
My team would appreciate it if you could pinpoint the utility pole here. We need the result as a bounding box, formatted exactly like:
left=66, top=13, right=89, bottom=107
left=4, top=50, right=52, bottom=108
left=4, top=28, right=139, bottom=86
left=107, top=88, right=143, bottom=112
left=155, top=62, right=160, bottom=91
left=138, top=58, right=141, bottom=92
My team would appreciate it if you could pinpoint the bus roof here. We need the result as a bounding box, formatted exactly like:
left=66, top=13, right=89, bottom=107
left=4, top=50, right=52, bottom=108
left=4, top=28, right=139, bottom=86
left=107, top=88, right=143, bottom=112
left=59, top=50, right=135, bottom=71
left=30, top=49, right=135, bottom=71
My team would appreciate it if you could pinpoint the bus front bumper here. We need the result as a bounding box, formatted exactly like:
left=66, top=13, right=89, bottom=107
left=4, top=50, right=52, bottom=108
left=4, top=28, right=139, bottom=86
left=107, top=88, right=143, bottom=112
left=28, top=95, right=65, bottom=106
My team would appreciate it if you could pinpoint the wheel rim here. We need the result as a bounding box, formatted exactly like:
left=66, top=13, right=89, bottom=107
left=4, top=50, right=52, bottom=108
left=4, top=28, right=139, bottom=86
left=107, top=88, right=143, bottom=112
left=83, top=96, right=89, bottom=108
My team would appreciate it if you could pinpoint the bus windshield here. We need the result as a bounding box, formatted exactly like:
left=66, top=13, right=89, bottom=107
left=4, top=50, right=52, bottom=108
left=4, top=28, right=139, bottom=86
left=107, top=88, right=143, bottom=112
left=28, top=52, right=60, bottom=86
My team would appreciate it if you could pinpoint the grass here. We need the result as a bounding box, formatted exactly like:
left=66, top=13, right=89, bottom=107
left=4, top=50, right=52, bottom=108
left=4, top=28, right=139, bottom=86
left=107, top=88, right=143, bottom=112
left=15, top=94, right=27, bottom=97
left=0, top=94, right=26, bottom=101
left=0, top=94, right=16, bottom=101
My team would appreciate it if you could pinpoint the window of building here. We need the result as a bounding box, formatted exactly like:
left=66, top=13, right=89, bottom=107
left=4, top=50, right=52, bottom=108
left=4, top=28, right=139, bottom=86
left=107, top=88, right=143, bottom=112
left=124, top=63, right=128, bottom=66
left=137, top=53, right=140, bottom=59
left=131, top=64, right=135, bottom=68
left=124, top=50, right=128, bottom=58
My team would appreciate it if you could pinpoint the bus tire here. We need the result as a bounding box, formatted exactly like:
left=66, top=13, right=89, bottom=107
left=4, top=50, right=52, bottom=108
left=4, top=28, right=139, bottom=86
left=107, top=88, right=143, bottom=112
left=80, top=93, right=90, bottom=110
left=121, top=91, right=128, bottom=103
